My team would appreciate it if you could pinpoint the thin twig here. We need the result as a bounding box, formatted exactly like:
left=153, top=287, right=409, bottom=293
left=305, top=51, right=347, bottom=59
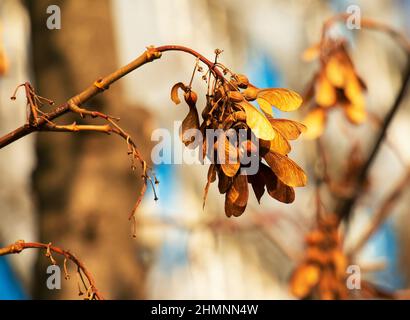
left=0, top=240, right=104, bottom=300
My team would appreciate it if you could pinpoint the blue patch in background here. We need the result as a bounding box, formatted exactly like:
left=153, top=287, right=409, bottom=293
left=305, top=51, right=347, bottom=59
left=0, top=256, right=27, bottom=299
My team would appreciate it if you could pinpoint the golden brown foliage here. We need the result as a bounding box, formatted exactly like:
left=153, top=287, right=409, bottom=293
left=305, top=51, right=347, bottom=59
left=302, top=39, right=367, bottom=139
left=171, top=69, right=307, bottom=217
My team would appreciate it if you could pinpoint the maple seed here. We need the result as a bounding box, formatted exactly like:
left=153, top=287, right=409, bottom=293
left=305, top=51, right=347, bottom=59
left=227, top=91, right=244, bottom=103
left=235, top=74, right=249, bottom=89
left=302, top=39, right=367, bottom=139
left=243, top=86, right=258, bottom=101
left=169, top=53, right=306, bottom=218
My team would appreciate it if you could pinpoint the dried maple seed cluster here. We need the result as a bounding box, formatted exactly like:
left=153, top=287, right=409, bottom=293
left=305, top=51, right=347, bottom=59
left=290, top=215, right=348, bottom=300
left=171, top=69, right=307, bottom=217
left=302, top=39, right=367, bottom=139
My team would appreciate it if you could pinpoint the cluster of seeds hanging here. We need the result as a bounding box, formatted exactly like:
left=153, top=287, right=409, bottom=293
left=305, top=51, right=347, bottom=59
left=171, top=56, right=307, bottom=217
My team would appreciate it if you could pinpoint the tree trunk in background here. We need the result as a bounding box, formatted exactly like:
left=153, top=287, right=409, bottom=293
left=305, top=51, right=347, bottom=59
left=0, top=0, right=36, bottom=291
left=27, top=0, right=151, bottom=299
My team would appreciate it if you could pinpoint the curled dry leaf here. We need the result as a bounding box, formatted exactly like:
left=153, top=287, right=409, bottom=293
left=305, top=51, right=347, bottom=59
left=170, top=82, right=188, bottom=104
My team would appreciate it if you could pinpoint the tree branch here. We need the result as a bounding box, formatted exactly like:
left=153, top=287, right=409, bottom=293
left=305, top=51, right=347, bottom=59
left=0, top=240, right=104, bottom=300
left=0, top=45, right=224, bottom=149
left=335, top=57, right=410, bottom=221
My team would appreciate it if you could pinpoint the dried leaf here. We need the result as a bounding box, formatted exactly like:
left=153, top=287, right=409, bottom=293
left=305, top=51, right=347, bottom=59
left=225, top=174, right=249, bottom=217
left=325, top=55, right=347, bottom=88
left=217, top=169, right=231, bottom=194
left=332, top=250, right=348, bottom=278
left=181, top=104, right=200, bottom=147
left=269, top=119, right=306, bottom=140
left=237, top=101, right=275, bottom=141
left=238, top=139, right=258, bottom=160
left=260, top=128, right=291, bottom=156
left=262, top=165, right=295, bottom=203
left=247, top=169, right=265, bottom=203
left=290, top=263, right=321, bottom=298
left=305, top=230, right=326, bottom=245
left=257, top=88, right=303, bottom=112
left=264, top=151, right=307, bottom=187
left=256, top=97, right=273, bottom=116
left=170, top=82, right=187, bottom=104
left=344, top=72, right=365, bottom=105
left=302, top=108, right=326, bottom=139
left=343, top=102, right=366, bottom=124
left=306, top=247, right=329, bottom=265
left=316, top=72, right=336, bottom=108
left=319, top=269, right=336, bottom=300
left=255, top=163, right=294, bottom=203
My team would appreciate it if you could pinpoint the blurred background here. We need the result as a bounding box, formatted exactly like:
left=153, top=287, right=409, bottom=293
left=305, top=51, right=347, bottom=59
left=0, top=0, right=410, bottom=299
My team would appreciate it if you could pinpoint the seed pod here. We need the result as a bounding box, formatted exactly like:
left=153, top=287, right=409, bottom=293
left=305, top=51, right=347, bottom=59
left=243, top=85, right=259, bottom=101
left=227, top=91, right=244, bottom=103
left=236, top=74, right=249, bottom=89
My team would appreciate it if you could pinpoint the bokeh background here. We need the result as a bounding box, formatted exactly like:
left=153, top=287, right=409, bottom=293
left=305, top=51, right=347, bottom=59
left=1, top=0, right=410, bottom=299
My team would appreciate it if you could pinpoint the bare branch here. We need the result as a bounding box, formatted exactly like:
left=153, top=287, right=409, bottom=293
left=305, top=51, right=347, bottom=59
left=0, top=240, right=104, bottom=300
